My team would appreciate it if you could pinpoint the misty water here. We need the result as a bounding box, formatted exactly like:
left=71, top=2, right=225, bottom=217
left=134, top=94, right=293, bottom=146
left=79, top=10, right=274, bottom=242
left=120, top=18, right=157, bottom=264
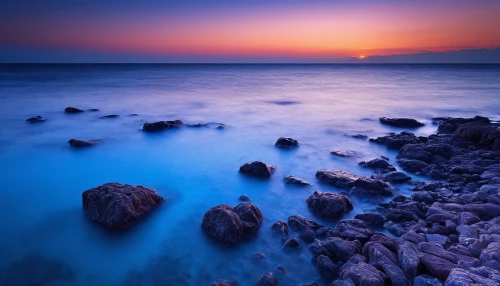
left=1, top=64, right=500, bottom=285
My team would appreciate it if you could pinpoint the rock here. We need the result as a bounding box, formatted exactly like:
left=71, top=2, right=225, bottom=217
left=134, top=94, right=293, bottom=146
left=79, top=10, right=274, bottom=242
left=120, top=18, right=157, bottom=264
left=398, top=240, right=420, bottom=280
left=88, top=108, right=99, bottom=112
left=413, top=275, right=443, bottom=286
left=275, top=137, right=299, bottom=149
left=306, top=191, right=353, bottom=219
left=68, top=139, right=99, bottom=148
left=82, top=183, right=163, bottom=230
left=322, top=237, right=362, bottom=262
left=64, top=107, right=84, bottom=113
left=351, top=134, right=368, bottom=140
left=283, top=237, right=300, bottom=249
left=384, top=171, right=412, bottom=183
left=445, top=267, right=499, bottom=286
left=315, top=255, right=339, bottom=282
left=331, top=150, right=359, bottom=157
left=426, top=234, right=450, bottom=244
left=238, top=195, right=251, bottom=202
left=456, top=122, right=500, bottom=150
left=186, top=123, right=208, bottom=127
left=379, top=117, right=424, bottom=128
left=288, top=215, right=323, bottom=233
left=434, top=115, right=490, bottom=134
left=359, top=158, right=395, bottom=171
left=457, top=212, right=481, bottom=225
left=249, top=252, right=266, bottom=262
left=212, top=280, right=238, bottom=286
left=256, top=272, right=277, bottom=286
left=26, top=116, right=46, bottom=123
left=284, top=175, right=311, bottom=186
left=271, top=220, right=289, bottom=237
left=370, top=131, right=422, bottom=150
left=142, top=120, right=183, bottom=132
left=239, top=161, right=275, bottom=178
left=365, top=242, right=410, bottom=286
left=339, top=255, right=388, bottom=286
left=355, top=213, right=384, bottom=227
left=316, top=169, right=360, bottom=188
left=351, top=178, right=395, bottom=197
left=335, top=219, right=374, bottom=243
left=99, top=114, right=119, bottom=118
left=398, top=159, right=429, bottom=173
left=201, top=202, right=263, bottom=244
left=299, top=229, right=316, bottom=243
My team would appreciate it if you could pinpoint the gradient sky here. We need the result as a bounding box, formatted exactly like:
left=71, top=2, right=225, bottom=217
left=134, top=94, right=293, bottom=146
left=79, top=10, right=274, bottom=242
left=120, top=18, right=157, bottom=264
left=1, top=0, right=500, bottom=63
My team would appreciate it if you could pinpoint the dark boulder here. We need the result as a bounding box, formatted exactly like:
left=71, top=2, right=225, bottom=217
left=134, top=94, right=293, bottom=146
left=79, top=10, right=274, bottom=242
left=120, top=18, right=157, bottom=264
left=88, top=108, right=99, bottom=112
left=26, top=116, right=46, bottom=123
left=238, top=195, right=251, bottom=202
left=288, top=215, right=323, bottom=233
left=355, top=213, right=384, bottom=227
left=186, top=123, right=208, bottom=127
left=256, top=272, right=277, bottom=286
left=322, top=237, right=362, bottom=262
left=335, top=219, right=374, bottom=243
left=284, top=175, right=311, bottom=186
left=359, top=158, right=396, bottom=171
left=379, top=117, right=424, bottom=128
left=434, top=115, right=490, bottom=134
left=331, top=150, right=359, bottom=158
left=456, top=122, right=500, bottom=150
left=384, top=171, right=412, bottom=183
left=275, top=137, right=299, bottom=149
left=351, top=134, right=368, bottom=140
left=82, top=183, right=163, bottom=230
left=397, top=240, right=420, bottom=280
left=64, top=107, right=84, bottom=113
left=316, top=169, right=360, bottom=188
left=68, top=139, right=99, bottom=148
left=201, top=202, right=263, bottom=245
left=99, top=114, right=119, bottom=119
left=239, top=161, right=275, bottom=178
left=370, top=131, right=422, bottom=150
left=339, top=255, right=388, bottom=286
left=283, top=237, right=300, bottom=249
left=315, top=255, right=339, bottom=282
left=413, top=275, right=443, bottom=286
left=351, top=178, right=395, bottom=197
left=445, top=267, right=499, bottom=286
left=271, top=220, right=289, bottom=237
left=306, top=191, right=353, bottom=219
left=143, top=120, right=183, bottom=132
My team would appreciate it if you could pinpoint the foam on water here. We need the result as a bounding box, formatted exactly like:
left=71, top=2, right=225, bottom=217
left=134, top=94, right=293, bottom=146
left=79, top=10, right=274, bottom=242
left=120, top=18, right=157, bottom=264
left=0, top=64, right=500, bottom=285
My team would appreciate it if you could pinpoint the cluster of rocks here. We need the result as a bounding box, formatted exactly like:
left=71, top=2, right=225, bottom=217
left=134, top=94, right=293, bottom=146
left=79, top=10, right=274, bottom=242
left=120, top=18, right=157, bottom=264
left=316, top=169, right=396, bottom=197
left=142, top=120, right=224, bottom=132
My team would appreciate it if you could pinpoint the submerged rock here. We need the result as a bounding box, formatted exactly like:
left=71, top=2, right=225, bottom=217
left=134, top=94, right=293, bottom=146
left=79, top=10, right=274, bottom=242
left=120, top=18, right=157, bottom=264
left=99, top=114, right=119, bottom=119
left=306, top=190, right=353, bottom=218
left=238, top=195, right=251, bottom=202
left=256, top=272, right=278, bottom=286
left=88, top=108, right=100, bottom=112
left=271, top=220, right=289, bottom=237
left=239, top=161, right=275, bottom=178
left=201, top=202, right=263, bottom=245
left=351, top=134, right=368, bottom=140
left=68, top=139, right=99, bottom=148
left=275, top=137, right=299, bottom=149
left=284, top=175, right=311, bottom=185
left=82, top=182, right=163, bottom=230
left=64, top=107, right=84, bottom=113
left=331, top=150, right=359, bottom=158
left=26, top=116, right=46, bottom=123
left=142, top=120, right=183, bottom=132
left=186, top=123, right=208, bottom=127
left=212, top=280, right=238, bottom=286
left=379, top=117, right=424, bottom=128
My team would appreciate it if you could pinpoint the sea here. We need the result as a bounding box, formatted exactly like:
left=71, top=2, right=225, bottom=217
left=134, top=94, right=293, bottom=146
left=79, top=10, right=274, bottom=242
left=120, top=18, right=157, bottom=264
left=0, top=64, right=499, bottom=285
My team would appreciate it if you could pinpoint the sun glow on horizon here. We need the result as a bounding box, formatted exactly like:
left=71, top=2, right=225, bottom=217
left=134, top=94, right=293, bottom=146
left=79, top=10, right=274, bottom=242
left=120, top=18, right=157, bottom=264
left=358, top=55, right=367, bottom=59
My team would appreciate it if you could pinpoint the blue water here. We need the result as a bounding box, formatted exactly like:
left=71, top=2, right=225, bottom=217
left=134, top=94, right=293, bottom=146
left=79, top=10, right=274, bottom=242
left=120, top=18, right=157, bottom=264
left=0, top=64, right=499, bottom=285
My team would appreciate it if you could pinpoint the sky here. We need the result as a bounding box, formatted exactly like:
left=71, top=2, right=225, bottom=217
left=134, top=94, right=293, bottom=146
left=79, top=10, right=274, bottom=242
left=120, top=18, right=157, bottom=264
left=1, top=0, right=500, bottom=63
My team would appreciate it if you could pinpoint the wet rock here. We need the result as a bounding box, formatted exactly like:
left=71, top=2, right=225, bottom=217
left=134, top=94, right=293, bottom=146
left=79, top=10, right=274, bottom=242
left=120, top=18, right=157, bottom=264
left=212, top=280, right=238, bottom=286
left=26, top=115, right=46, bottom=123
left=434, top=115, right=490, bottom=134
left=186, top=123, right=208, bottom=127
left=249, top=252, right=266, bottom=262
left=239, top=161, right=275, bottom=178
left=82, top=182, right=163, bottom=230
left=284, top=175, right=311, bottom=186
left=315, top=255, right=339, bottom=282
left=413, top=275, right=443, bottom=286
left=445, top=267, right=499, bottom=286
left=143, top=120, right=183, bottom=132
left=355, top=213, right=384, bottom=227
left=359, top=158, right=396, bottom=171
left=68, top=139, right=99, bottom=147
left=339, top=255, right=388, bottom=286
left=238, top=195, right=251, bottom=202
left=256, top=272, right=277, bottom=286
left=306, top=191, right=353, bottom=219
left=322, top=237, right=362, bottom=262
left=426, top=234, right=449, bottom=244
left=99, top=114, right=119, bottom=118
left=88, top=108, right=99, bottom=112
left=456, top=122, right=500, bottom=150
left=370, top=131, right=422, bottom=150
left=316, top=169, right=360, bottom=188
left=331, top=150, right=359, bottom=158
left=398, top=159, right=430, bottom=173
left=335, top=219, right=374, bottom=243
left=351, top=178, right=395, bottom=197
left=65, top=107, right=84, bottom=113
left=379, top=117, right=424, bottom=128
left=201, top=202, right=263, bottom=245
left=397, top=240, right=420, bottom=280
left=299, top=229, right=316, bottom=243
left=288, top=215, right=323, bottom=233
left=384, top=171, right=412, bottom=183
left=365, top=242, right=410, bottom=286
left=351, top=134, right=368, bottom=140
left=275, top=137, right=299, bottom=149
left=283, top=237, right=300, bottom=249
left=271, top=220, right=289, bottom=237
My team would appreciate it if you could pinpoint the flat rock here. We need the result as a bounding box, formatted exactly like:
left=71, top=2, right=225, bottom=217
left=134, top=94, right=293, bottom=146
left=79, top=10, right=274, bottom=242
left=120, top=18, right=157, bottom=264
left=275, top=137, right=298, bottom=149
left=379, top=117, right=424, bottom=128
left=306, top=190, right=353, bottom=218
left=384, top=171, right=412, bottom=183
left=26, top=116, right=46, bottom=123
left=284, top=175, right=311, bottom=185
left=82, top=182, right=163, bottom=230
left=68, top=139, right=99, bottom=148
left=239, top=161, right=275, bottom=178
left=143, top=120, right=183, bottom=132
left=65, top=107, right=84, bottom=113
left=99, top=114, right=119, bottom=119
left=316, top=169, right=360, bottom=188
left=331, top=150, right=359, bottom=158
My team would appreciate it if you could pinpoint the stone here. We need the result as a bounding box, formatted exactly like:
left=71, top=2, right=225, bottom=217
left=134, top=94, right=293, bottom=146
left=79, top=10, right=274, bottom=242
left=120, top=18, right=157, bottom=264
left=271, top=220, right=289, bottom=237
left=445, top=267, right=500, bottom=286
left=239, top=161, right=275, bottom=178
left=306, top=191, right=353, bottom=218
left=82, top=182, right=163, bottom=230
left=68, top=139, right=99, bottom=148
left=283, top=237, right=300, bottom=249
left=379, top=117, right=424, bottom=128
left=354, top=213, right=384, bottom=227
left=288, top=215, right=323, bottom=233
left=315, top=169, right=360, bottom=188
left=370, top=131, right=422, bottom=150
left=99, top=114, right=119, bottom=118
left=64, top=107, right=84, bottom=113
left=331, top=150, right=359, bottom=157
left=384, top=171, right=412, bottom=183
left=26, top=116, right=46, bottom=123
left=339, top=255, right=387, bottom=286
left=434, top=115, right=490, bottom=134
left=359, top=158, right=395, bottom=171
left=256, top=272, right=277, bottom=286
left=275, top=137, right=299, bottom=149
left=212, top=280, right=238, bottom=286
left=284, top=175, right=311, bottom=185
left=322, top=237, right=362, bottom=262
left=142, top=120, right=183, bottom=132
left=315, top=255, right=338, bottom=282
left=238, top=195, right=251, bottom=202
left=413, top=275, right=443, bottom=286
left=351, top=178, right=395, bottom=197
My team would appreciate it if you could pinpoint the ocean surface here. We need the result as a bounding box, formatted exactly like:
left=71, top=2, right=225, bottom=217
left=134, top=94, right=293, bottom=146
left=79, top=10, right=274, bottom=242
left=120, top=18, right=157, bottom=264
left=0, top=64, right=499, bottom=285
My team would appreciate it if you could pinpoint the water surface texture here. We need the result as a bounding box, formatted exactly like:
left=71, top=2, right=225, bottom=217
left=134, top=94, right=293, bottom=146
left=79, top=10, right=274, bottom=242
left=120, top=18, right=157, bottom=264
left=1, top=64, right=500, bottom=285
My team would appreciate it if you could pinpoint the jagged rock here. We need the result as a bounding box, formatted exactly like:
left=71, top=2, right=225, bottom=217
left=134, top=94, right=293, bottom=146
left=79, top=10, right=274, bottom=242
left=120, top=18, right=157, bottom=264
left=201, top=202, right=263, bottom=244
left=288, top=215, right=323, bottom=233
left=284, top=175, right=311, bottom=186
left=379, top=117, right=424, bottom=128
left=64, top=107, right=84, bottom=113
left=82, top=182, right=163, bottom=230
left=275, top=137, right=299, bottom=149
left=351, top=177, right=395, bottom=197
left=434, top=115, right=490, bottom=134
left=335, top=219, right=374, bottom=243
left=306, top=191, right=353, bottom=218
left=370, top=131, right=422, bottom=150
left=271, top=220, right=289, bottom=237
left=239, top=161, right=275, bottom=178
left=315, top=255, right=339, bottom=282
left=397, top=240, right=420, bottom=280
left=359, top=158, right=396, bottom=171
left=456, top=122, right=500, bottom=150
left=322, top=237, right=361, bottom=262
left=256, top=272, right=277, bottom=286
left=186, top=123, right=208, bottom=127
left=26, top=116, right=46, bottom=123
left=238, top=195, right=251, bottom=202
left=142, top=120, right=183, bottom=132
left=351, top=134, right=368, bottom=140
left=339, top=255, right=388, bottom=286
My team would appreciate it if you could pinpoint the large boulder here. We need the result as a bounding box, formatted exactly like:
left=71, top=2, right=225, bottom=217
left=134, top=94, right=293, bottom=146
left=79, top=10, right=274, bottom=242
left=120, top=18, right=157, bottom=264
left=201, top=202, right=262, bottom=245
left=287, top=215, right=323, bottom=233
left=434, top=115, right=490, bottom=134
left=275, top=137, right=299, bottom=149
left=142, top=120, right=183, bottom=132
left=315, top=169, right=360, bottom=188
left=322, top=237, right=362, bottom=262
left=82, top=183, right=163, bottom=230
left=379, top=117, right=424, bottom=128
left=306, top=191, right=353, bottom=218
left=239, top=161, right=275, bottom=178
left=456, top=122, right=500, bottom=150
